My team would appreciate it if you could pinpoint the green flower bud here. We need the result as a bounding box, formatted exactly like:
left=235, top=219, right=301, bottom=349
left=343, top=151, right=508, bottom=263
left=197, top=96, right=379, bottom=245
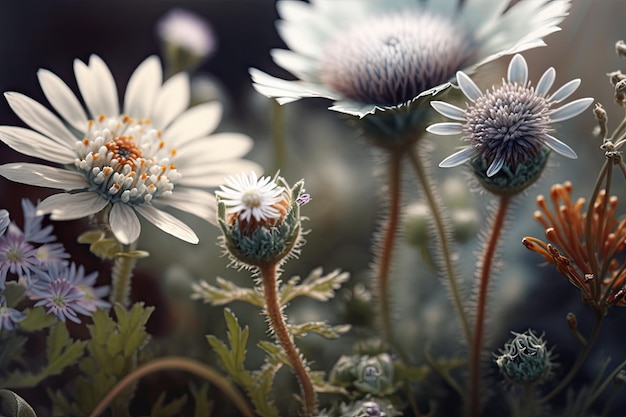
left=494, top=329, right=554, bottom=385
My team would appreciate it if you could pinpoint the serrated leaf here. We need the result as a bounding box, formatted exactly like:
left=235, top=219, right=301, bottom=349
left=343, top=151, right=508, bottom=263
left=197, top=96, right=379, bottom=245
left=150, top=391, right=188, bottom=417
left=0, top=334, right=27, bottom=369
left=249, top=363, right=281, bottom=417
left=309, top=371, right=349, bottom=396
left=3, top=281, right=26, bottom=305
left=114, top=303, right=154, bottom=357
left=192, top=278, right=264, bottom=307
left=280, top=268, right=349, bottom=304
left=257, top=341, right=289, bottom=367
left=287, top=322, right=351, bottom=339
left=18, top=306, right=57, bottom=332
left=206, top=309, right=253, bottom=387
left=190, top=383, right=214, bottom=417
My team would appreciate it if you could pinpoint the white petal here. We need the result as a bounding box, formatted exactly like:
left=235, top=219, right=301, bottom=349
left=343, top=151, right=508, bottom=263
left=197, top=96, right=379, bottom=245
left=430, top=101, right=466, bottom=121
left=426, top=0, right=458, bottom=18
left=156, top=188, right=217, bottom=225
left=163, top=101, right=222, bottom=148
left=88, top=55, right=119, bottom=116
left=456, top=71, right=482, bottom=101
left=180, top=160, right=263, bottom=187
left=543, top=134, right=577, bottom=159
left=0, top=163, right=88, bottom=190
left=328, top=100, right=378, bottom=117
left=276, top=20, right=325, bottom=59
left=426, top=122, right=464, bottom=136
left=461, top=0, right=508, bottom=33
left=486, top=157, right=505, bottom=177
left=548, top=79, right=582, bottom=103
left=270, top=49, right=319, bottom=81
left=38, top=192, right=108, bottom=220
left=250, top=68, right=338, bottom=102
left=134, top=205, right=199, bottom=244
left=0, top=126, right=75, bottom=164
left=109, top=203, right=141, bottom=245
left=507, top=54, right=528, bottom=85
left=549, top=98, right=594, bottom=123
left=535, top=67, right=556, bottom=97
left=439, top=147, right=474, bottom=168
left=37, top=69, right=88, bottom=132
left=4, top=92, right=77, bottom=147
left=151, top=72, right=189, bottom=129
left=123, top=56, right=162, bottom=119
left=74, top=56, right=118, bottom=118
left=177, top=133, right=253, bottom=165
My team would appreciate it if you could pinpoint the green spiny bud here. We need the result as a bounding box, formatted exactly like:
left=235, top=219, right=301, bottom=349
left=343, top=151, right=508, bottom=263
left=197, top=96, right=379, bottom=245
left=494, top=329, right=554, bottom=385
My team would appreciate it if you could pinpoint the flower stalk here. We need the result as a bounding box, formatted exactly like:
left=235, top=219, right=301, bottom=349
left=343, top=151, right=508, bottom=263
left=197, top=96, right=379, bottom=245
left=259, top=262, right=317, bottom=417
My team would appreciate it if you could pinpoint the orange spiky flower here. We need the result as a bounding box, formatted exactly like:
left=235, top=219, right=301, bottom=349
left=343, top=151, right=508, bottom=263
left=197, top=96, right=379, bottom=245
left=523, top=181, right=626, bottom=315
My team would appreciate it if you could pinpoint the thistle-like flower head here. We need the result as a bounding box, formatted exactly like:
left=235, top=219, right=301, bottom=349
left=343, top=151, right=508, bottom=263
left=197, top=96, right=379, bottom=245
left=495, top=329, right=554, bottom=385
left=428, top=54, right=593, bottom=195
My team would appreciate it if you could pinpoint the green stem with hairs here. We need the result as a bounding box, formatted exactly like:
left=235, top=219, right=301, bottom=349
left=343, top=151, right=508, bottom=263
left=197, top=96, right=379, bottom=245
left=88, top=356, right=253, bottom=417
left=468, top=194, right=511, bottom=417
left=259, top=262, right=316, bottom=417
left=110, top=245, right=138, bottom=308
left=407, top=145, right=472, bottom=347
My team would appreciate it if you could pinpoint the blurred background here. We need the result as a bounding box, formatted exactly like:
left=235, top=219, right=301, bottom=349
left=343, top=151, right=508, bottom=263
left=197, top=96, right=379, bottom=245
left=1, top=0, right=626, bottom=415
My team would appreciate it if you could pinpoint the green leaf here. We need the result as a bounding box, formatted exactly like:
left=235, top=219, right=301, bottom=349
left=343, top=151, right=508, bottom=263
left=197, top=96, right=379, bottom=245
left=0, top=334, right=27, bottom=369
left=280, top=268, right=349, bottom=305
left=192, top=278, right=264, bottom=307
left=0, top=389, right=37, bottom=417
left=114, top=303, right=154, bottom=357
left=150, top=391, right=188, bottom=417
left=309, top=371, right=349, bottom=396
left=190, top=383, right=214, bottom=417
left=18, top=307, right=57, bottom=332
left=287, top=322, right=351, bottom=339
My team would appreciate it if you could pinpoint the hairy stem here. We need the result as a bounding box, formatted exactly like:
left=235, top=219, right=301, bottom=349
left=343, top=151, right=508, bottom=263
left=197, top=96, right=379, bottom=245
left=259, top=263, right=316, bottom=417
left=376, top=149, right=403, bottom=347
left=469, top=195, right=511, bottom=417
left=88, top=356, right=253, bottom=417
left=407, top=145, right=472, bottom=347
left=110, top=246, right=137, bottom=308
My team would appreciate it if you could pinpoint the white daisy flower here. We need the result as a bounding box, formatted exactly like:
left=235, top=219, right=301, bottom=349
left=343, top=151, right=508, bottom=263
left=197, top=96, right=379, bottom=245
left=250, top=0, right=571, bottom=118
left=427, top=54, right=593, bottom=193
left=0, top=55, right=260, bottom=245
left=216, top=171, right=286, bottom=224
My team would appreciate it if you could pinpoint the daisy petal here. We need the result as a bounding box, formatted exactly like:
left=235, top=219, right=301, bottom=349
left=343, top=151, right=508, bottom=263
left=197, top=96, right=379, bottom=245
left=38, top=192, right=108, bottom=220
left=548, top=79, right=581, bottom=103
left=535, top=67, right=556, bottom=97
left=507, top=54, right=528, bottom=85
left=456, top=71, right=483, bottom=101
left=177, top=133, right=253, bottom=164
left=439, top=147, right=474, bottom=168
left=549, top=98, right=594, bottom=123
left=151, top=72, right=190, bottom=129
left=163, top=101, right=222, bottom=147
left=37, top=69, right=88, bottom=132
left=543, top=134, right=578, bottom=159
left=88, top=55, right=119, bottom=116
left=430, top=101, right=466, bottom=121
left=486, top=156, right=505, bottom=177
left=156, top=188, right=217, bottom=224
left=0, top=126, right=74, bottom=164
left=124, top=56, right=162, bottom=118
left=0, top=163, right=89, bottom=190
left=135, top=205, right=199, bottom=244
left=4, top=92, right=77, bottom=148
left=426, top=122, right=464, bottom=135
left=180, top=160, right=263, bottom=187
left=109, top=203, right=141, bottom=245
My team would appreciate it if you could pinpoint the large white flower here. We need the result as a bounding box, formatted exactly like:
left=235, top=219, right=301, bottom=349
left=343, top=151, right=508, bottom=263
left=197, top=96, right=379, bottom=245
left=0, top=55, right=260, bottom=245
left=251, top=0, right=571, bottom=118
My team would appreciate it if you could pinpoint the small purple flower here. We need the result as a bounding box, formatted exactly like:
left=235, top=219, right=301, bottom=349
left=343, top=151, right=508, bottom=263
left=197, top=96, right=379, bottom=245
left=22, top=199, right=57, bottom=244
left=0, top=225, right=43, bottom=290
left=64, top=262, right=110, bottom=311
left=0, top=296, right=26, bottom=331
left=27, top=264, right=97, bottom=323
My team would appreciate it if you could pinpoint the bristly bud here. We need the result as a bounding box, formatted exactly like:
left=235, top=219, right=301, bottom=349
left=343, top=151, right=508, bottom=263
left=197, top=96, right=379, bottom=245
left=593, top=103, right=608, bottom=138
left=216, top=172, right=307, bottom=268
left=615, top=79, right=626, bottom=106
left=607, top=70, right=626, bottom=87
left=337, top=397, right=401, bottom=417
left=494, top=329, right=555, bottom=385
left=329, top=352, right=396, bottom=396
left=616, top=40, right=626, bottom=58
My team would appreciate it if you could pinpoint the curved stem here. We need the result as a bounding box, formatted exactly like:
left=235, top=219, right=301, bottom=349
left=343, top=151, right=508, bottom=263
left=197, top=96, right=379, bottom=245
left=376, top=149, right=403, bottom=347
left=259, top=263, right=316, bottom=417
left=469, top=195, right=511, bottom=417
left=110, top=245, right=137, bottom=308
left=584, top=160, right=609, bottom=286
left=540, top=312, right=603, bottom=404
left=88, top=356, right=254, bottom=417
left=407, top=145, right=472, bottom=347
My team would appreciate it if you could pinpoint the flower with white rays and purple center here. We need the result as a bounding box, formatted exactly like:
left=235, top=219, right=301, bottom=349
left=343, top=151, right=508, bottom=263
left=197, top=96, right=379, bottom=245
left=0, top=55, right=260, bottom=245
left=427, top=54, right=593, bottom=194
left=251, top=0, right=571, bottom=120
left=28, top=262, right=107, bottom=323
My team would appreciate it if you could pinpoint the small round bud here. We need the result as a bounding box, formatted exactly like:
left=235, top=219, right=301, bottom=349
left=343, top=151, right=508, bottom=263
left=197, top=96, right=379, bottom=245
left=329, top=352, right=396, bottom=396
left=607, top=70, right=626, bottom=87
left=451, top=207, right=480, bottom=243
left=566, top=312, right=578, bottom=330
left=495, top=329, right=554, bottom=385
left=615, top=79, right=626, bottom=106
left=403, top=203, right=430, bottom=247
left=339, top=397, right=400, bottom=417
